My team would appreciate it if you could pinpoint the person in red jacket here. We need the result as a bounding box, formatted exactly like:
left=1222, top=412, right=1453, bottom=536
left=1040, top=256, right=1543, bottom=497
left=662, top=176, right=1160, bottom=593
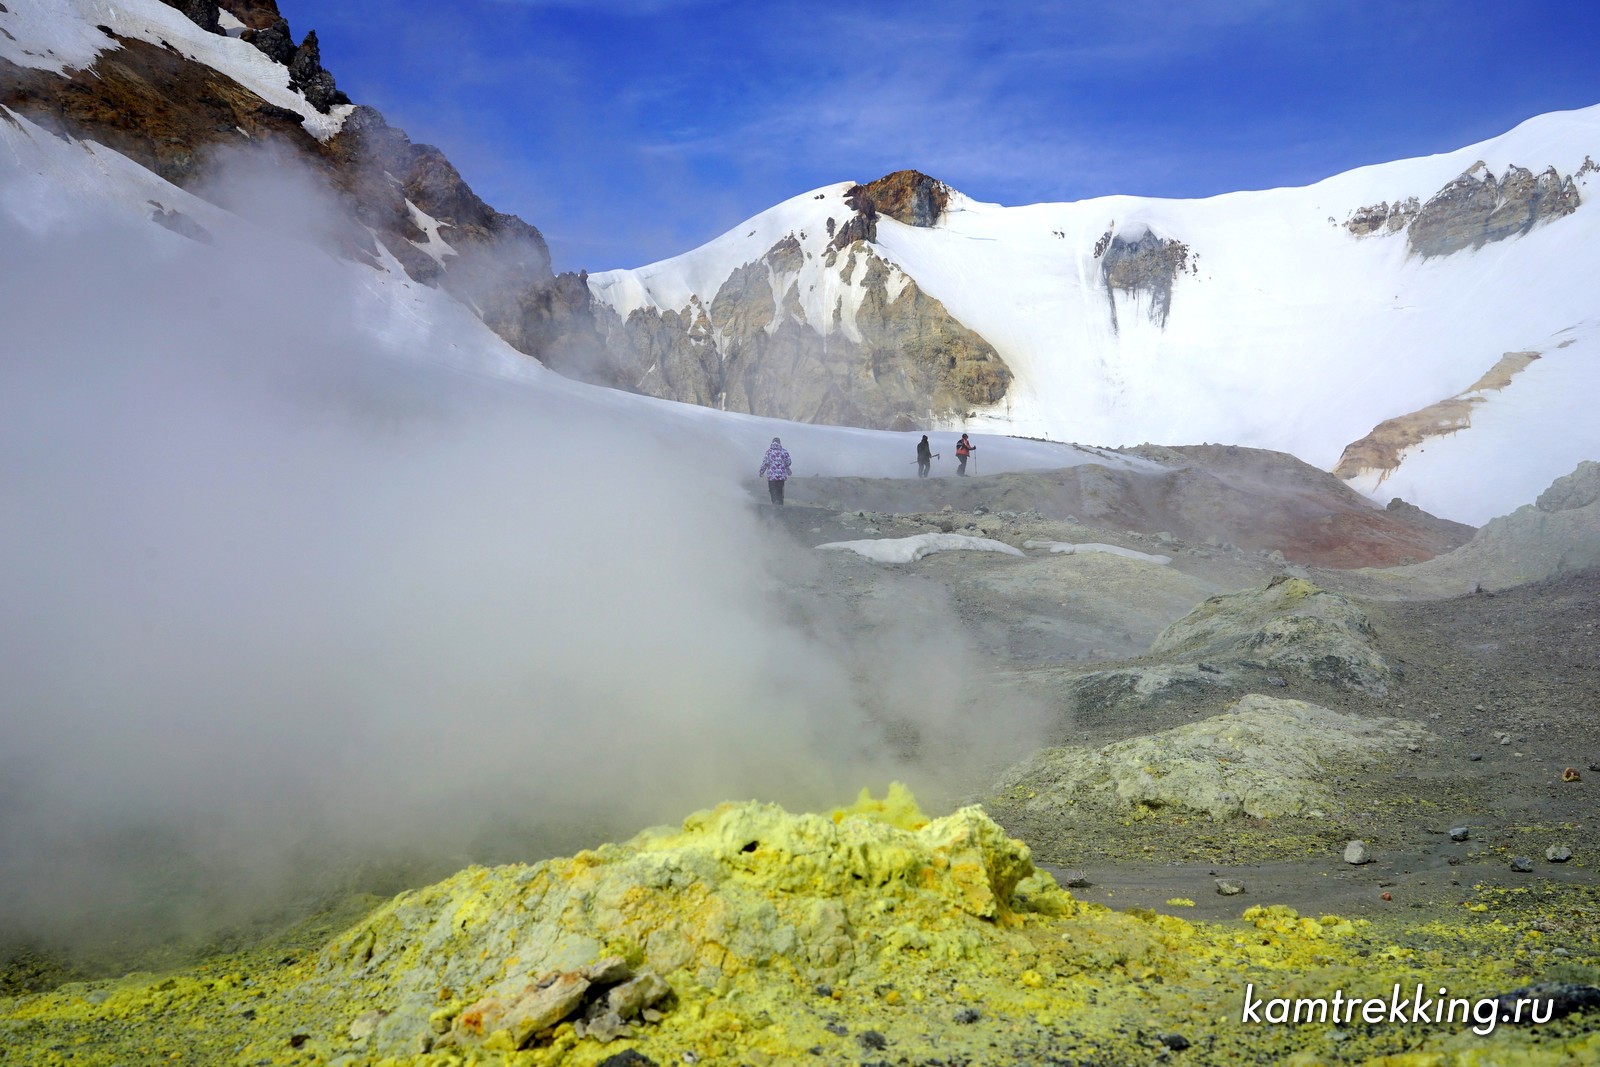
left=955, top=433, right=976, bottom=476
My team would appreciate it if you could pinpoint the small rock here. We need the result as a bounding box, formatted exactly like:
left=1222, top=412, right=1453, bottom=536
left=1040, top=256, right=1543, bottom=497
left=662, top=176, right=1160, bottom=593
left=1406, top=742, right=1421, bottom=753
left=584, top=956, right=633, bottom=986
left=1510, top=856, right=1535, bottom=873
left=608, top=972, right=672, bottom=1019
left=1450, top=827, right=1470, bottom=842
left=1265, top=674, right=1288, bottom=688
left=1590, top=762, right=1600, bottom=773
left=1059, top=870, right=1092, bottom=888
left=598, top=1052, right=658, bottom=1067
left=1499, top=735, right=1512, bottom=746
left=857, top=1030, right=888, bottom=1051
left=1215, top=878, right=1245, bottom=896
left=348, top=1010, right=385, bottom=1041
left=1546, top=845, right=1573, bottom=863
left=1343, top=840, right=1372, bottom=865
left=1160, top=1033, right=1191, bottom=1051
left=953, top=1007, right=981, bottom=1024
left=1469, top=753, right=1483, bottom=762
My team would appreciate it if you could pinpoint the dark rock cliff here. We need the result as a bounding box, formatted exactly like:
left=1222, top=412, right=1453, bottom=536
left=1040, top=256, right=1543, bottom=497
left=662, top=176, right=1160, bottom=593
left=1095, top=226, right=1193, bottom=331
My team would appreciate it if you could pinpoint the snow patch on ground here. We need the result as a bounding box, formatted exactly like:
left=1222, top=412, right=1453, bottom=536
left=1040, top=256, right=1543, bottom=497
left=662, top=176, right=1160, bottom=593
left=816, top=534, right=1025, bottom=564
left=1022, top=541, right=1172, bottom=565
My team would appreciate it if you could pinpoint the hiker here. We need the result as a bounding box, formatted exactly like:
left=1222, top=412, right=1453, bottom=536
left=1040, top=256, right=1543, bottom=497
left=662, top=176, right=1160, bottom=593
left=916, top=434, right=934, bottom=478
left=758, top=436, right=792, bottom=505
left=955, top=433, right=976, bottom=476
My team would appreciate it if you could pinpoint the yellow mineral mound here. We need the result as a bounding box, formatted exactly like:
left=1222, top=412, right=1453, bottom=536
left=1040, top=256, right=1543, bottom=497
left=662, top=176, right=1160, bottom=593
left=4, top=787, right=1597, bottom=1066
left=314, top=783, right=1073, bottom=1057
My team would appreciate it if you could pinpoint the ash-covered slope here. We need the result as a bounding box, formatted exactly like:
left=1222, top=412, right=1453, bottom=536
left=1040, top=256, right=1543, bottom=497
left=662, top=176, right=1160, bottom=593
left=590, top=112, right=1600, bottom=523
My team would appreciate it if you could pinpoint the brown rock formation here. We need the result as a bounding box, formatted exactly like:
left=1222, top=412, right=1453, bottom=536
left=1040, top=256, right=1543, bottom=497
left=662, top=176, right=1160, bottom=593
left=217, top=0, right=284, bottom=32
left=1334, top=350, right=1543, bottom=480
left=828, top=169, right=949, bottom=251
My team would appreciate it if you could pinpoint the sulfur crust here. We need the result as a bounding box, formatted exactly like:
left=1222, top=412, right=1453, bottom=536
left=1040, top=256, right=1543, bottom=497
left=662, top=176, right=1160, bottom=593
left=2, top=786, right=1596, bottom=1066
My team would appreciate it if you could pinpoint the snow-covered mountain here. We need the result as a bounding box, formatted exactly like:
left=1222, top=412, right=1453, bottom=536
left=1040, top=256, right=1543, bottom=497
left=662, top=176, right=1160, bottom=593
left=5, top=0, right=1597, bottom=525
left=588, top=117, right=1600, bottom=524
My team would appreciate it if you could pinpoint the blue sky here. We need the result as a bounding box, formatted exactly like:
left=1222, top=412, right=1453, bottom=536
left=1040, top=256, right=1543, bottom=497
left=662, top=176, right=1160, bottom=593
left=299, top=1, right=1600, bottom=273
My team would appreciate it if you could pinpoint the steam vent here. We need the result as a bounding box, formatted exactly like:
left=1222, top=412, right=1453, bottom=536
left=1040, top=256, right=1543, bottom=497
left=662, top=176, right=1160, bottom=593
left=5, top=784, right=1599, bottom=1064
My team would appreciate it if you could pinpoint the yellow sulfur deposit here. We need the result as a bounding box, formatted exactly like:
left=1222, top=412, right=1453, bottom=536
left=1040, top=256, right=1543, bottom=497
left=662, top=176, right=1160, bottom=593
left=2, top=786, right=1597, bottom=1066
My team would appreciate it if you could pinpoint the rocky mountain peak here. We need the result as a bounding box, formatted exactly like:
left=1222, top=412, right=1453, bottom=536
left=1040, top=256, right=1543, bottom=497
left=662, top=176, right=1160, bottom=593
left=829, top=169, right=950, bottom=251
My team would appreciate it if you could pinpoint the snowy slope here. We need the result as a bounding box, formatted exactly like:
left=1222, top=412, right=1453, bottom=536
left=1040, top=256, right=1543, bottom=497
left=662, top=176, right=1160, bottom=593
left=589, top=107, right=1600, bottom=523
left=0, top=105, right=1149, bottom=486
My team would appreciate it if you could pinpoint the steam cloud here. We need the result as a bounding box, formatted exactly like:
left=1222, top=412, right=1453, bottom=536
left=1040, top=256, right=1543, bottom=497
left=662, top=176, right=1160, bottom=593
left=0, top=150, right=1044, bottom=960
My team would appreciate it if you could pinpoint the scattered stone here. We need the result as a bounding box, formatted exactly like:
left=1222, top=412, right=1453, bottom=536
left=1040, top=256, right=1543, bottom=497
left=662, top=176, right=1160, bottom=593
left=1160, top=1033, right=1191, bottom=1051
left=1449, top=827, right=1470, bottom=842
left=1343, top=840, right=1372, bottom=865
left=597, top=1051, right=658, bottom=1067
left=607, top=973, right=671, bottom=1019
left=1468, top=753, right=1483, bottom=761
left=858, top=1030, right=888, bottom=1050
left=348, top=1009, right=385, bottom=1041
left=1499, top=734, right=1512, bottom=746
left=1406, top=742, right=1421, bottom=752
left=1546, top=845, right=1573, bottom=863
left=1215, top=879, right=1245, bottom=896
left=1266, top=674, right=1288, bottom=688
left=953, top=1007, right=981, bottom=1024
left=1562, top=767, right=1583, bottom=782
left=1490, top=983, right=1600, bottom=1023
left=1510, top=856, right=1535, bottom=873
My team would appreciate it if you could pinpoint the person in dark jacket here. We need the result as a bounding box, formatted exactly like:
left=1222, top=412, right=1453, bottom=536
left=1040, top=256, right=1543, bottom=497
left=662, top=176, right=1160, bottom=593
left=916, top=435, right=933, bottom=478
left=955, top=433, right=976, bottom=476
left=757, top=437, right=792, bottom=504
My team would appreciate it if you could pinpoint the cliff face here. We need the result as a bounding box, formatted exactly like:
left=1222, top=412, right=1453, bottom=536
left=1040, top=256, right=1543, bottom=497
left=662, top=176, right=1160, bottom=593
left=596, top=231, right=1011, bottom=430
left=1094, top=225, right=1193, bottom=331
left=1344, top=159, right=1588, bottom=256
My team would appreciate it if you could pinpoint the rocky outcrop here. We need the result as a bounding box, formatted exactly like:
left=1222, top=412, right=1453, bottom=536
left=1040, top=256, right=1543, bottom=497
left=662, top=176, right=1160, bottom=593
left=1095, top=225, right=1192, bottom=331
left=1334, top=350, right=1542, bottom=481
left=598, top=237, right=1010, bottom=428
left=285, top=29, right=348, bottom=113
left=995, top=695, right=1429, bottom=820
left=1343, top=197, right=1420, bottom=237
left=219, top=0, right=288, bottom=32
left=1150, top=576, right=1392, bottom=695
left=160, top=0, right=221, bottom=33
left=1, top=36, right=315, bottom=190
left=828, top=169, right=949, bottom=251
left=1406, top=162, right=1581, bottom=257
